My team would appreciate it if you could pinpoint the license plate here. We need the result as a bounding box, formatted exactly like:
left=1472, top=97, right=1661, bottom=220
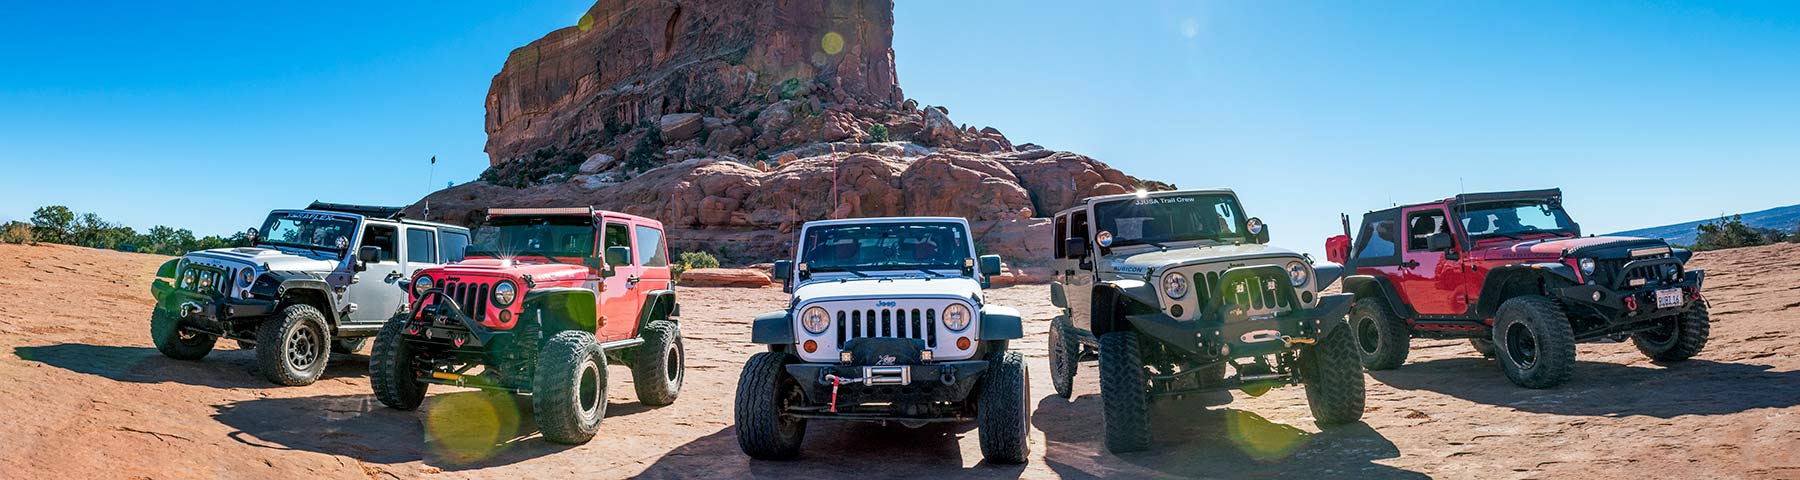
left=1655, top=288, right=1682, bottom=309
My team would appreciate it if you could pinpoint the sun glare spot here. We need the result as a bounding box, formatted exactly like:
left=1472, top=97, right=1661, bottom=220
left=578, top=13, right=596, bottom=32
left=424, top=392, right=522, bottom=464
left=821, top=31, right=845, bottom=55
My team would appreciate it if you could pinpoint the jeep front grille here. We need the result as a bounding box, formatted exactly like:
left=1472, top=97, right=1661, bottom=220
left=1596, top=256, right=1679, bottom=289
left=439, top=280, right=492, bottom=320
left=178, top=264, right=237, bottom=297
left=834, top=307, right=939, bottom=349
left=1201, top=271, right=1292, bottom=313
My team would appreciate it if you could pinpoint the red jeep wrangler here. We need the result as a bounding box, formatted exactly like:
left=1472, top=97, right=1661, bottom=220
left=1327, top=189, right=1709, bottom=388
left=369, top=207, right=683, bottom=444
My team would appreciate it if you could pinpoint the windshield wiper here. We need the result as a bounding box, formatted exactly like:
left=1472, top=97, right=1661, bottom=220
left=514, top=249, right=566, bottom=264
left=814, top=267, right=870, bottom=278
left=915, top=268, right=946, bottom=278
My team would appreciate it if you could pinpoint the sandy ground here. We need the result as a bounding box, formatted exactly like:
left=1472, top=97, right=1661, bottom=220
left=1, top=242, right=1797, bottom=479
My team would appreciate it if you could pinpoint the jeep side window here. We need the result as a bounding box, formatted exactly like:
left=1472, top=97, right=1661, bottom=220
left=634, top=225, right=667, bottom=267
left=603, top=223, right=634, bottom=264
left=1070, top=210, right=1090, bottom=256
left=1406, top=211, right=1447, bottom=251
left=361, top=224, right=398, bottom=262
left=1052, top=214, right=1068, bottom=258
left=405, top=228, right=437, bottom=263
left=1352, top=210, right=1400, bottom=265
left=438, top=230, right=469, bottom=263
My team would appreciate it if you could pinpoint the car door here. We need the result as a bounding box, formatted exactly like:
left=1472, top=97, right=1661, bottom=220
left=597, top=220, right=643, bottom=342
left=1063, top=208, right=1097, bottom=332
left=345, top=222, right=406, bottom=325
left=1398, top=206, right=1465, bottom=315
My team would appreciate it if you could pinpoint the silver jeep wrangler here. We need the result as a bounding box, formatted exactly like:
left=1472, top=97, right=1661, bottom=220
left=734, top=217, right=1030, bottom=464
left=1047, top=189, right=1366, bottom=453
left=149, top=202, right=469, bottom=386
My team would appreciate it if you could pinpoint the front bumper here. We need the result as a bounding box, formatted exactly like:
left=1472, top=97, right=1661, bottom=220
left=784, top=337, right=989, bottom=407
left=152, top=279, right=277, bottom=333
left=401, top=289, right=507, bottom=349
left=1127, top=292, right=1354, bottom=358
left=1561, top=269, right=1705, bottom=323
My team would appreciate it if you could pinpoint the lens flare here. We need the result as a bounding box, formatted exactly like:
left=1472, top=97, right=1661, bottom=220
left=424, top=391, right=522, bottom=464
left=821, top=31, right=845, bottom=55
left=578, top=13, right=595, bottom=32
left=1223, top=410, right=1309, bottom=462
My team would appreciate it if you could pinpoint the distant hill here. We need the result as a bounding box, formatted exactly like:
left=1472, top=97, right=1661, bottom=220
left=1610, top=203, right=1800, bottom=246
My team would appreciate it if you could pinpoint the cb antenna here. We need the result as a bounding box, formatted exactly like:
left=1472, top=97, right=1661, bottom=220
left=424, top=155, right=437, bottom=221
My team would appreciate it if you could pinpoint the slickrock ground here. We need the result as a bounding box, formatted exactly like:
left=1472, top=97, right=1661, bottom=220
left=1, top=241, right=1796, bottom=479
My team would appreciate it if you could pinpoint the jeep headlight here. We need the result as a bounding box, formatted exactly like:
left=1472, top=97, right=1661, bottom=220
left=492, top=280, right=517, bottom=307
left=801, top=306, right=830, bottom=335
left=942, top=303, right=973, bottom=332
left=239, top=268, right=256, bottom=287
left=1162, top=272, right=1189, bottom=300
left=1579, top=258, right=1597, bottom=276
left=1286, top=261, right=1311, bottom=287
left=413, top=275, right=434, bottom=297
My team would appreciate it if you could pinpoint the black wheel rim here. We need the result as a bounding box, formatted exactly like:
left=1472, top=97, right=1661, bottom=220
left=1639, top=321, right=1678, bottom=347
left=1506, top=322, right=1537, bottom=369
left=1355, top=316, right=1380, bottom=355
left=777, top=380, right=804, bottom=437
left=578, top=360, right=601, bottom=418
left=666, top=342, right=683, bottom=385
left=287, top=324, right=319, bottom=370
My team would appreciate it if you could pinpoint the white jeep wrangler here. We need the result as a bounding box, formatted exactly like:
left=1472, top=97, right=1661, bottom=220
left=149, top=202, right=469, bottom=386
left=733, top=217, right=1030, bottom=464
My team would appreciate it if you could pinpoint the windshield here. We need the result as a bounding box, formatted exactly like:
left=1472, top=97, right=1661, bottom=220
left=468, top=216, right=596, bottom=258
left=259, top=211, right=358, bottom=252
left=1459, top=200, right=1576, bottom=239
left=800, top=222, right=971, bottom=272
left=1093, top=194, right=1247, bottom=247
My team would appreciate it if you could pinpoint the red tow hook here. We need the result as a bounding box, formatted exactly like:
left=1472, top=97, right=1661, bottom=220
left=1623, top=296, right=1638, bottom=312
left=827, top=375, right=842, bottom=413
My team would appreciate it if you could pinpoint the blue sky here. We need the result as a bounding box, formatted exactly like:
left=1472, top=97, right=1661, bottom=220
left=3, top=1, right=1797, bottom=256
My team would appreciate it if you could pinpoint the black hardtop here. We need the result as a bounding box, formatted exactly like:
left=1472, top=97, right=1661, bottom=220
left=1369, top=188, right=1564, bottom=215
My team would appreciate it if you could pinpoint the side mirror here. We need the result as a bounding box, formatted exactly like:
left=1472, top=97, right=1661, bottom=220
left=1063, top=237, right=1089, bottom=258
left=582, top=256, right=615, bottom=278
left=358, top=246, right=382, bottom=263
left=1325, top=234, right=1351, bottom=264
left=245, top=227, right=259, bottom=245
left=772, top=260, right=793, bottom=281
left=978, top=255, right=1003, bottom=277
left=1426, top=231, right=1455, bottom=252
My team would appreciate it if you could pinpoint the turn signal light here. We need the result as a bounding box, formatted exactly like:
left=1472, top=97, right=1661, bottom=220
left=956, top=337, right=971, bottom=350
left=803, top=340, right=818, bottom=353
left=497, top=310, right=513, bottom=325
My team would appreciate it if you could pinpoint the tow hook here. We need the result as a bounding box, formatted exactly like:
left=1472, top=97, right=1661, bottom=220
left=939, top=369, right=957, bottom=385
left=1281, top=336, right=1316, bottom=348
left=178, top=302, right=203, bottom=319
left=823, top=374, right=863, bottom=413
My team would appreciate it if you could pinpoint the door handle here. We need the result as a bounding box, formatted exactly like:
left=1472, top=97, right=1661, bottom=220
left=386, top=271, right=404, bottom=281
left=1400, top=260, right=1420, bottom=269
left=626, top=275, right=640, bottom=289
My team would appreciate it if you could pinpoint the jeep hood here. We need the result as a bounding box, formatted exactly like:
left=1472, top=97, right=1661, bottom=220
left=793, top=277, right=982, bottom=304
left=432, top=257, right=594, bottom=282
left=1107, top=243, right=1304, bottom=275
left=184, top=246, right=340, bottom=272
left=1471, top=235, right=1668, bottom=261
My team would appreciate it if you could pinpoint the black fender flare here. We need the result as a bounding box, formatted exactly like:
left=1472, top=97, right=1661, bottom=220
left=522, top=288, right=598, bottom=334
left=637, top=289, right=679, bottom=329
left=251, top=272, right=340, bottom=324
left=977, top=305, right=1024, bottom=340
left=1474, top=263, right=1576, bottom=317
left=1091, top=279, right=1158, bottom=338
left=155, top=258, right=180, bottom=279
left=1339, top=274, right=1412, bottom=319
left=750, top=310, right=793, bottom=345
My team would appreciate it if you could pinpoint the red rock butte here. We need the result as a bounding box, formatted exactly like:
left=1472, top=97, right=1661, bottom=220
left=409, top=0, right=1171, bottom=270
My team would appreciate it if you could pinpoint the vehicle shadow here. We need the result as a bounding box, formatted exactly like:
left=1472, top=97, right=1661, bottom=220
left=11, top=343, right=369, bottom=389
left=634, top=420, right=1027, bottom=479
left=210, top=391, right=657, bottom=471
left=1035, top=394, right=1430, bottom=479
left=1370, top=357, right=1800, bottom=418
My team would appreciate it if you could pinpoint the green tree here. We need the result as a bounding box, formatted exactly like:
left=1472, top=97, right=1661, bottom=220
left=671, top=251, right=721, bottom=281
left=29, top=205, right=75, bottom=243
left=623, top=124, right=664, bottom=174
left=867, top=124, right=890, bottom=143
left=1692, top=214, right=1768, bottom=251
left=0, top=221, right=32, bottom=244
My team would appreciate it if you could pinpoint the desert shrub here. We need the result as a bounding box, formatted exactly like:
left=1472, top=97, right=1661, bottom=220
left=0, top=222, right=32, bottom=244
left=867, top=124, right=890, bottom=143
left=1693, top=215, right=1771, bottom=251
left=671, top=251, right=721, bottom=281
left=622, top=123, right=664, bottom=174
left=777, top=78, right=802, bottom=100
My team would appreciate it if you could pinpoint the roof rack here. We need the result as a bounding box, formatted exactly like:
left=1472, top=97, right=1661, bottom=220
left=487, top=207, right=597, bottom=218
left=1451, top=188, right=1562, bottom=206
left=307, top=201, right=405, bottom=219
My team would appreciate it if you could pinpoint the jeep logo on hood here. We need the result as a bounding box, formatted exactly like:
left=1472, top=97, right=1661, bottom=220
left=875, top=300, right=897, bottom=307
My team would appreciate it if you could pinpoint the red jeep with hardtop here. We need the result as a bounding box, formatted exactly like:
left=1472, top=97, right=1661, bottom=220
left=1327, top=189, right=1709, bottom=388
left=369, top=207, right=683, bottom=444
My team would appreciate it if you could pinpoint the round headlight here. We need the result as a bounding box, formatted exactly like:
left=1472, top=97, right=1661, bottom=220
left=801, top=306, right=830, bottom=334
left=492, top=280, right=517, bottom=307
left=1163, top=272, right=1189, bottom=300
left=1579, top=258, right=1597, bottom=275
left=239, top=268, right=256, bottom=287
left=1287, top=261, right=1311, bottom=287
left=413, top=275, right=434, bottom=297
left=942, top=303, right=973, bottom=332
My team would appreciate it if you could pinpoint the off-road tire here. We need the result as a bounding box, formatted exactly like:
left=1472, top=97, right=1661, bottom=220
left=1470, top=338, right=1497, bottom=359
left=150, top=308, right=215, bottom=360
left=631, top=320, right=684, bottom=406
left=1048, top=315, right=1079, bottom=399
left=1631, top=302, right=1711, bottom=361
left=1301, top=324, right=1366, bottom=425
left=1099, top=331, right=1150, bottom=454
left=735, top=351, right=807, bottom=460
left=332, top=337, right=369, bottom=355
left=1493, top=295, right=1576, bottom=389
left=1350, top=296, right=1410, bottom=370
left=255, top=304, right=331, bottom=386
left=532, top=330, right=607, bottom=444
left=977, top=350, right=1030, bottom=464
left=370, top=317, right=427, bottom=410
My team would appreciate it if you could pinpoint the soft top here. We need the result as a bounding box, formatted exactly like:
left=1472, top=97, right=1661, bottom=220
left=307, top=201, right=404, bottom=219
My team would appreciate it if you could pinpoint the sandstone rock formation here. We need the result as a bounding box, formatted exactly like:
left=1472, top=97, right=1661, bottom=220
left=415, top=0, right=1174, bottom=271
left=677, top=268, right=773, bottom=288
